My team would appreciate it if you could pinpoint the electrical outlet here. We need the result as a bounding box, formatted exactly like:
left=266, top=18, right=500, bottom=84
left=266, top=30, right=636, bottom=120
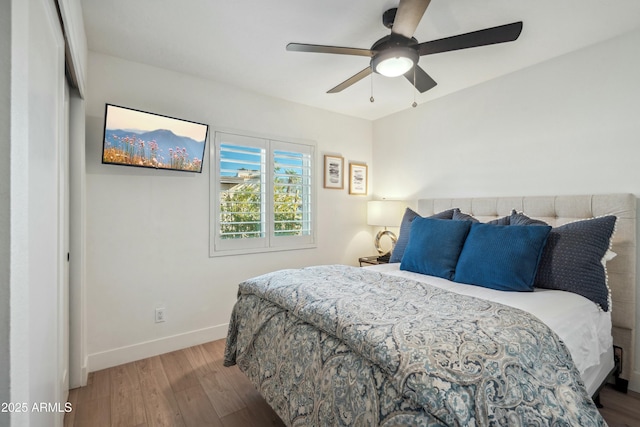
left=155, top=307, right=166, bottom=323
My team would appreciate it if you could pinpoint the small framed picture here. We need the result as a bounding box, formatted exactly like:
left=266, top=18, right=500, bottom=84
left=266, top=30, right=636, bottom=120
left=349, top=163, right=368, bottom=195
left=324, top=155, right=344, bottom=189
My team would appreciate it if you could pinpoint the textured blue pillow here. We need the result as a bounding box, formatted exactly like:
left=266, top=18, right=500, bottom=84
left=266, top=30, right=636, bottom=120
left=389, top=208, right=456, bottom=263
left=534, top=216, right=617, bottom=311
left=454, top=223, right=552, bottom=291
left=400, top=217, right=471, bottom=280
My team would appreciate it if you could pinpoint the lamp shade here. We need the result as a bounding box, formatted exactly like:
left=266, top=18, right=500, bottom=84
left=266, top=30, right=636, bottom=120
left=367, top=200, right=406, bottom=227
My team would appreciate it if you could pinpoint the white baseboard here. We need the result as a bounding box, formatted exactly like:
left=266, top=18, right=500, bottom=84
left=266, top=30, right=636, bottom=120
left=81, top=356, right=88, bottom=386
left=630, top=370, right=640, bottom=393
left=87, top=323, right=228, bottom=373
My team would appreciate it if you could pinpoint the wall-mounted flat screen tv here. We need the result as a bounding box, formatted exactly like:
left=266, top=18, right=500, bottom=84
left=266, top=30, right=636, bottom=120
left=102, top=104, right=209, bottom=173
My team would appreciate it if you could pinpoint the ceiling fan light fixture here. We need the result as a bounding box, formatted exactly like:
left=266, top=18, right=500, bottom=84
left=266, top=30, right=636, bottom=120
left=372, top=47, right=418, bottom=77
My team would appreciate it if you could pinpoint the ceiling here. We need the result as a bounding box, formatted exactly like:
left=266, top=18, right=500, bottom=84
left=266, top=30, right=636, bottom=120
left=80, top=0, right=640, bottom=121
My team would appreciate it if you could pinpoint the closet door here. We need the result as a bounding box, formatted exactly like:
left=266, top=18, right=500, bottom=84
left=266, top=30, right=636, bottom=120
left=59, top=79, right=71, bottom=411
left=25, top=0, right=67, bottom=425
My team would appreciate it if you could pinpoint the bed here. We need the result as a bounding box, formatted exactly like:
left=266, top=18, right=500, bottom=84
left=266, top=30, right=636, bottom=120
left=224, top=194, right=636, bottom=426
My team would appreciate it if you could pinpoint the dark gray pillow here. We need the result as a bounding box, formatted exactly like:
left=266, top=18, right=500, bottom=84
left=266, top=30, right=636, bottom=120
left=509, top=210, right=549, bottom=226
left=534, top=216, right=617, bottom=311
left=487, top=216, right=510, bottom=225
left=389, top=208, right=456, bottom=263
left=452, top=210, right=480, bottom=223
left=451, top=210, right=510, bottom=225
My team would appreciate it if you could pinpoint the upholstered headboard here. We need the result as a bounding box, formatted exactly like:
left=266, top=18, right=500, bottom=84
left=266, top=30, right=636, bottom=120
left=417, top=194, right=637, bottom=381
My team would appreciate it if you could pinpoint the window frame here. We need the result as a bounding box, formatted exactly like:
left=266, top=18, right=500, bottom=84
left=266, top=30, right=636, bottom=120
left=210, top=129, right=317, bottom=257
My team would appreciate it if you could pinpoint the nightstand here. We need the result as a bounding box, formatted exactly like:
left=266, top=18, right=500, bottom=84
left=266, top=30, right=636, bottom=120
left=359, top=255, right=389, bottom=267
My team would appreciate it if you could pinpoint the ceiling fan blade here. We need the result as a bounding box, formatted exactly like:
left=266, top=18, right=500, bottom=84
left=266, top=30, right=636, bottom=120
left=392, top=0, right=432, bottom=39
left=287, top=43, right=374, bottom=57
left=327, top=67, right=372, bottom=93
left=418, top=21, right=523, bottom=56
left=404, top=65, right=437, bottom=93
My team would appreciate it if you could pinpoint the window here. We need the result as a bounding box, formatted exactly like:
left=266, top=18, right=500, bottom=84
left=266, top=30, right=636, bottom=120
left=210, top=131, right=315, bottom=256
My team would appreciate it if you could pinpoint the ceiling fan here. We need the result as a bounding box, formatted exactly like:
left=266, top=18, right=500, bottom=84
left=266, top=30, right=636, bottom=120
left=286, top=0, right=523, bottom=94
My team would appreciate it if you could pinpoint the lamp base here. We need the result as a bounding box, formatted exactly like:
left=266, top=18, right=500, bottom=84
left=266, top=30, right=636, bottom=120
left=375, top=230, right=397, bottom=255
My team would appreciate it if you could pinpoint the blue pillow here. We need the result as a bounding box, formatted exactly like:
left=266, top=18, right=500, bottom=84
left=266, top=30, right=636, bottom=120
left=389, top=208, right=456, bottom=263
left=400, top=218, right=471, bottom=280
left=535, top=216, right=616, bottom=311
left=454, top=223, right=552, bottom=292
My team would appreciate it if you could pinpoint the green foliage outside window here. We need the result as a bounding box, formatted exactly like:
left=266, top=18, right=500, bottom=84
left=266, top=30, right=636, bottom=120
left=220, top=168, right=305, bottom=238
left=219, top=184, right=262, bottom=239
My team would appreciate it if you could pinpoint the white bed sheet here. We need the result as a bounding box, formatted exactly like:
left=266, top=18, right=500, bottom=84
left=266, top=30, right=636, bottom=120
left=366, top=263, right=613, bottom=395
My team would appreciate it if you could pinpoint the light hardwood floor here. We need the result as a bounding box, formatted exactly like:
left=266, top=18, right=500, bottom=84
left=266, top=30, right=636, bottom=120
left=65, top=339, right=640, bottom=427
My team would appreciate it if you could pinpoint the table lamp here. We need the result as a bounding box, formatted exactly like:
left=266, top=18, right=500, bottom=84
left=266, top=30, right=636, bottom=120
left=367, top=200, right=406, bottom=255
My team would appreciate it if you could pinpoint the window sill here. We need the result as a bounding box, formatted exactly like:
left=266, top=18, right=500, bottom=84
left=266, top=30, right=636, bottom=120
left=209, top=243, right=317, bottom=258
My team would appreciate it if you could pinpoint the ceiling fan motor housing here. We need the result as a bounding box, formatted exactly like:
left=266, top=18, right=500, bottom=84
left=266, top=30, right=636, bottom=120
left=382, top=8, right=397, bottom=29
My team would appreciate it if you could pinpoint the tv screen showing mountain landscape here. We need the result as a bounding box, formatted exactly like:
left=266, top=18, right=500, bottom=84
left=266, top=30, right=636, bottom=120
left=102, top=104, right=209, bottom=173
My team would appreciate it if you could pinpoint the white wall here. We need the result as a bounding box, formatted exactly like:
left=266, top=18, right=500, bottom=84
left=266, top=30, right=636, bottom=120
left=84, top=52, right=374, bottom=371
left=373, top=29, right=640, bottom=389
left=373, top=29, right=640, bottom=200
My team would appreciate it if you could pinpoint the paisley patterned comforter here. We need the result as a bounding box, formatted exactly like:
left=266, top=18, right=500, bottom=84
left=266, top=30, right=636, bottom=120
left=224, top=265, right=605, bottom=426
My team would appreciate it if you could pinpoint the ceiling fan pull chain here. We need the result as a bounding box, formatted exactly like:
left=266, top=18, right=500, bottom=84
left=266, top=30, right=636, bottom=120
left=412, top=67, right=417, bottom=108
left=370, top=73, right=375, bottom=103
